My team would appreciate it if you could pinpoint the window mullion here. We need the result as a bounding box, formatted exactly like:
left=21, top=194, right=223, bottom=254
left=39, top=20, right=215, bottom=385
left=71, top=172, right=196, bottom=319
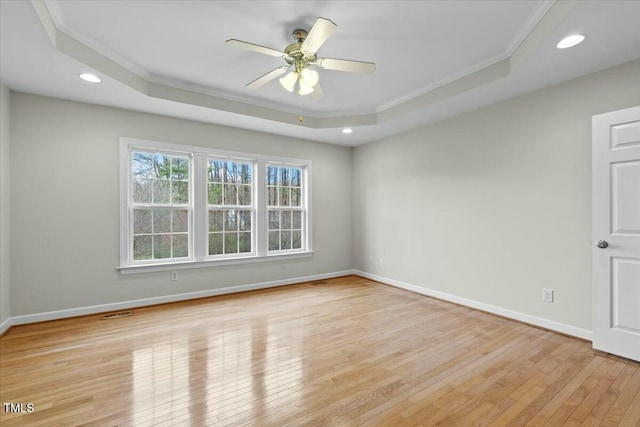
left=256, top=161, right=267, bottom=256
left=304, top=163, right=312, bottom=252
left=193, top=153, right=207, bottom=261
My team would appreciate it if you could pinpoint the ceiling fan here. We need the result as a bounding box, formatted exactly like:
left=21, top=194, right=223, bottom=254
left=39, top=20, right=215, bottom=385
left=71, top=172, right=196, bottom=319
left=225, top=17, right=375, bottom=98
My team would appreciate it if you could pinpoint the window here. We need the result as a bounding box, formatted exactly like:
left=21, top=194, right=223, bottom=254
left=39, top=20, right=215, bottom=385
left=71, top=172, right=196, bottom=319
left=267, top=165, right=304, bottom=252
left=130, top=150, right=191, bottom=262
left=119, top=138, right=311, bottom=272
left=207, top=158, right=254, bottom=257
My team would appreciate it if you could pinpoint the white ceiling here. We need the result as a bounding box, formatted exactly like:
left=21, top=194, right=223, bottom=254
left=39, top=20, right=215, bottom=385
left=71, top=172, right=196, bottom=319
left=1, top=0, right=639, bottom=146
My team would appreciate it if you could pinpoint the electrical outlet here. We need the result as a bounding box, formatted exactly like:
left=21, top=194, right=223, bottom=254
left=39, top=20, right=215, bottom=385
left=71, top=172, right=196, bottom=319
left=171, top=271, right=178, bottom=281
left=280, top=261, right=286, bottom=269
left=368, top=256, right=373, bottom=265
left=379, top=258, right=384, bottom=266
left=542, top=288, right=554, bottom=303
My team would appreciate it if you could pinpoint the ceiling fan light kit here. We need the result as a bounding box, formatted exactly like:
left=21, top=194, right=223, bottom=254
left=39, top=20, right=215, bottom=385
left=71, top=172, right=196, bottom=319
left=279, top=71, right=298, bottom=92
left=226, top=17, right=375, bottom=99
left=297, top=69, right=319, bottom=95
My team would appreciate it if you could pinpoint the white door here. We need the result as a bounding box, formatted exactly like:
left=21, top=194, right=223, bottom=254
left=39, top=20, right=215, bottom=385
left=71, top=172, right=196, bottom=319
left=592, top=105, right=640, bottom=362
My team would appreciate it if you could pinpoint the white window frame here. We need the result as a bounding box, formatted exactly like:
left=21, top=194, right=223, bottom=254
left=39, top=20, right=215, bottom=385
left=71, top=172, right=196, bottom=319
left=205, top=156, right=256, bottom=259
left=266, top=162, right=308, bottom=254
left=119, top=137, right=313, bottom=274
left=126, top=147, right=194, bottom=265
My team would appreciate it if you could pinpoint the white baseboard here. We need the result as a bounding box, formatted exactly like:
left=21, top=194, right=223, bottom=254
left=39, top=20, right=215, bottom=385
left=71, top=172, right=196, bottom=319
left=354, top=270, right=593, bottom=341
left=0, top=317, right=12, bottom=336
left=1, top=270, right=593, bottom=342
left=0, top=270, right=355, bottom=334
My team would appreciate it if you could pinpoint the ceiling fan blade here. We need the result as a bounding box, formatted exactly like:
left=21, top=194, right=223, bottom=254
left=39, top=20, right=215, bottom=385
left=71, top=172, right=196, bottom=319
left=246, top=66, right=289, bottom=89
left=311, top=83, right=325, bottom=99
left=225, top=39, right=284, bottom=58
left=316, top=57, right=376, bottom=74
left=301, top=17, right=336, bottom=54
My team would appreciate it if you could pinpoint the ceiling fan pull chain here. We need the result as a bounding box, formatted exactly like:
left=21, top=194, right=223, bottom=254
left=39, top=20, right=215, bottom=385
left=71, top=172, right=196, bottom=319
left=299, top=94, right=303, bottom=123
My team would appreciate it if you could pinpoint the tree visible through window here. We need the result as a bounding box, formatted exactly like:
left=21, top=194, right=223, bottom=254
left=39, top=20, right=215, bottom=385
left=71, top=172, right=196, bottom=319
left=120, top=138, right=310, bottom=270
left=207, top=159, right=253, bottom=256
left=267, top=165, right=304, bottom=252
left=130, top=151, right=190, bottom=261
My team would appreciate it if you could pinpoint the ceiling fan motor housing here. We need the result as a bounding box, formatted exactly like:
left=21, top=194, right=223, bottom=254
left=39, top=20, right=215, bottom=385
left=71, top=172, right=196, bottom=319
left=285, top=28, right=319, bottom=71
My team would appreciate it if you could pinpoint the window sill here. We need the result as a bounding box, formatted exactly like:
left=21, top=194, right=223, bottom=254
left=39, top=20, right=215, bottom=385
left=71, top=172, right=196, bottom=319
left=118, top=251, right=314, bottom=275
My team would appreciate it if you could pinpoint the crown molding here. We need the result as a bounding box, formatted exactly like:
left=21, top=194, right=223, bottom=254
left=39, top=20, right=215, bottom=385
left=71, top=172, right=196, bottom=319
left=43, top=0, right=149, bottom=79
left=31, top=0, right=577, bottom=131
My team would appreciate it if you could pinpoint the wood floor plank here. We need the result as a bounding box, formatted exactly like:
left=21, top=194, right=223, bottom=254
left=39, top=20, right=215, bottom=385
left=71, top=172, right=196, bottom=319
left=1, top=275, right=639, bottom=426
left=599, top=362, right=640, bottom=427
left=433, top=337, right=583, bottom=426
left=617, top=384, right=640, bottom=427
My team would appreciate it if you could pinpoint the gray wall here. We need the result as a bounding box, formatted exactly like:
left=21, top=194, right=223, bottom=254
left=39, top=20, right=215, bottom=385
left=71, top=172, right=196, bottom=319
left=0, top=83, right=10, bottom=326
left=5, top=59, right=639, bottom=333
left=9, top=93, right=352, bottom=316
left=352, top=59, right=640, bottom=331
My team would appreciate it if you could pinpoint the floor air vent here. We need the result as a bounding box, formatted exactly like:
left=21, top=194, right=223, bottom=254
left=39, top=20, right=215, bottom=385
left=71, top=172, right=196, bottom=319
left=311, top=281, right=327, bottom=285
left=101, top=311, right=133, bottom=320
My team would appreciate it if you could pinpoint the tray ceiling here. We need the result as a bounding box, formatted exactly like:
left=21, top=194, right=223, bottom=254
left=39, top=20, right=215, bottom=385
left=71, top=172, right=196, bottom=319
left=1, top=1, right=639, bottom=145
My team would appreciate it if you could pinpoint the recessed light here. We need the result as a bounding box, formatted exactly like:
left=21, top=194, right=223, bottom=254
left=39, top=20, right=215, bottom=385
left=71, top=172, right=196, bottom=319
left=342, top=128, right=353, bottom=134
left=556, top=34, right=585, bottom=49
left=79, top=73, right=101, bottom=83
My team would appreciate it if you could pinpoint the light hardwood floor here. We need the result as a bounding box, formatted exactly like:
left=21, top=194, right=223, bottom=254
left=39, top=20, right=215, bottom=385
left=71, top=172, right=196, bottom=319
left=1, top=275, right=639, bottom=426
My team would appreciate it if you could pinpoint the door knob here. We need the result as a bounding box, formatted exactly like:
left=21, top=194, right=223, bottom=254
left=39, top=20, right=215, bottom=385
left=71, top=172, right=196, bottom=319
left=596, top=240, right=608, bottom=249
